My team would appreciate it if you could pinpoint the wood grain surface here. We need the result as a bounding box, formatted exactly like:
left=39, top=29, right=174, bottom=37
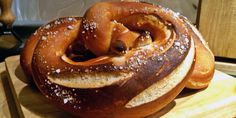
left=0, top=62, right=18, bottom=118
left=198, top=0, right=236, bottom=58
left=0, top=62, right=11, bottom=118
left=4, top=55, right=236, bottom=118
left=5, top=56, right=74, bottom=118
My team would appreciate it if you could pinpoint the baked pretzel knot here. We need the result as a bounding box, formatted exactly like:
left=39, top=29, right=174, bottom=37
left=20, top=2, right=215, bottom=118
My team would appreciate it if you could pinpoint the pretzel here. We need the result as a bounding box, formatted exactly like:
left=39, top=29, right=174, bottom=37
left=20, top=2, right=214, bottom=118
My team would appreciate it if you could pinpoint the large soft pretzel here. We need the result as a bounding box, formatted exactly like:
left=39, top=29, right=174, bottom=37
left=20, top=2, right=214, bottom=118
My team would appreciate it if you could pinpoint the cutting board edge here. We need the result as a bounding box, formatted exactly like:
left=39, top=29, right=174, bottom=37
left=5, top=56, right=25, bottom=118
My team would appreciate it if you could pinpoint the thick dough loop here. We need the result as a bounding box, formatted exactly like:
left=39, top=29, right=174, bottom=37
left=20, top=2, right=214, bottom=118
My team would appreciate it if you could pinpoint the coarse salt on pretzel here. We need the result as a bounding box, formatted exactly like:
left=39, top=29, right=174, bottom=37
left=20, top=2, right=214, bottom=118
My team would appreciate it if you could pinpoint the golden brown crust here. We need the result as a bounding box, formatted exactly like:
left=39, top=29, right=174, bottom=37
left=20, top=2, right=214, bottom=118
left=180, top=17, right=215, bottom=89
left=20, top=26, right=44, bottom=82
left=185, top=38, right=215, bottom=89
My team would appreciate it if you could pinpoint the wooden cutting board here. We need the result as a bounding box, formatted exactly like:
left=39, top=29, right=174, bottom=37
left=0, top=62, right=12, bottom=118
left=0, top=61, right=19, bottom=118
left=5, top=55, right=236, bottom=118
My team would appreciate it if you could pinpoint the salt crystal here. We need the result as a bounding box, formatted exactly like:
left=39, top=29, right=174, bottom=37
left=174, top=12, right=180, bottom=19
left=54, top=31, right=58, bottom=34
left=174, top=42, right=181, bottom=47
left=47, top=80, right=51, bottom=84
left=56, top=92, right=60, bottom=96
left=62, top=90, right=66, bottom=94
left=113, top=20, right=118, bottom=23
left=63, top=99, right=68, bottom=104
left=33, top=31, right=37, bottom=35
left=144, top=7, right=148, bottom=11
left=55, top=20, right=61, bottom=25
left=154, top=45, right=158, bottom=48
left=185, top=38, right=189, bottom=43
left=160, top=46, right=164, bottom=51
left=158, top=57, right=163, bottom=61
left=68, top=17, right=73, bottom=21
left=67, top=25, right=74, bottom=30
left=41, top=36, right=47, bottom=40
left=151, top=56, right=155, bottom=60
left=85, top=69, right=89, bottom=73
left=45, top=24, right=50, bottom=29
left=55, top=69, right=61, bottom=73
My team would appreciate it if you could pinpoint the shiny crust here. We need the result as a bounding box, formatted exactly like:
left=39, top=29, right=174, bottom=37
left=181, top=17, right=215, bottom=89
left=20, top=2, right=214, bottom=118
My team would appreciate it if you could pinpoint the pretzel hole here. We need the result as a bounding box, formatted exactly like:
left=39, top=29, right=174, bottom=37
left=111, top=14, right=171, bottom=54
left=66, top=44, right=97, bottom=62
